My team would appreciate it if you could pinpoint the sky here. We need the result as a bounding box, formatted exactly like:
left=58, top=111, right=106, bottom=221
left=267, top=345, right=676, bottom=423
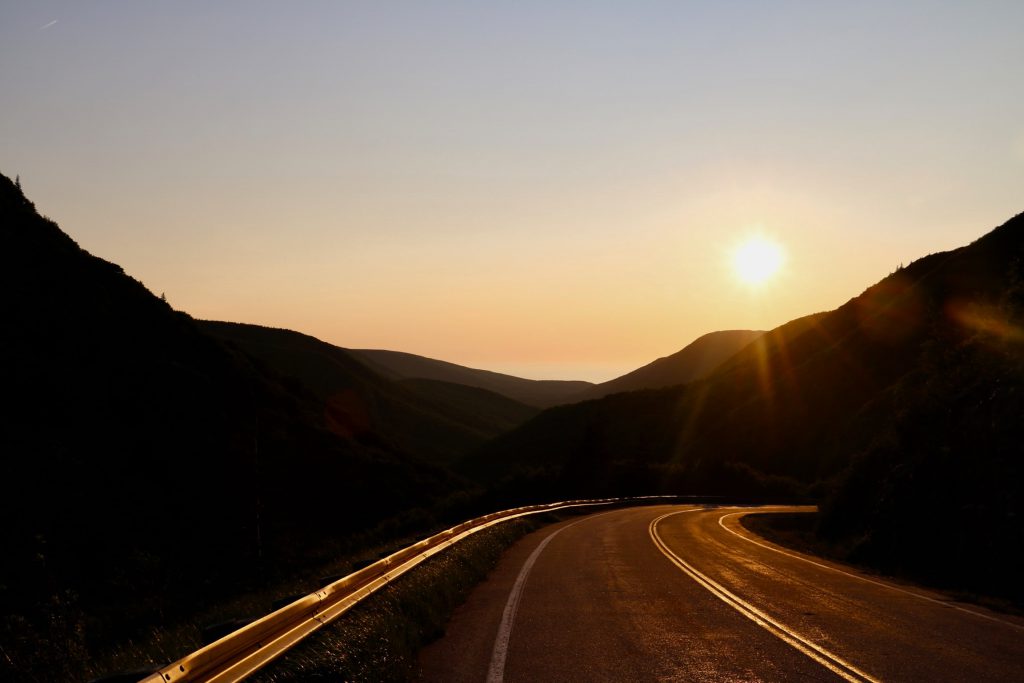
left=2, top=2, right=1022, bottom=381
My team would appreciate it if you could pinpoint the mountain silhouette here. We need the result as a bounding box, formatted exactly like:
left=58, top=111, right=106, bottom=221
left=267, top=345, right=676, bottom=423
left=352, top=349, right=593, bottom=407
left=579, top=330, right=764, bottom=400
left=463, top=212, right=1024, bottom=601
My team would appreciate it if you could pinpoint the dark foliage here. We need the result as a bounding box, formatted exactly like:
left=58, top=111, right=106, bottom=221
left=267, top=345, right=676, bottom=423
left=819, top=274, right=1024, bottom=601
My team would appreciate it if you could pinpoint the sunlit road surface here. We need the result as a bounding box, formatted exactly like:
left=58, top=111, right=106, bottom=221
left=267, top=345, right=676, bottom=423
left=416, top=505, right=1024, bottom=682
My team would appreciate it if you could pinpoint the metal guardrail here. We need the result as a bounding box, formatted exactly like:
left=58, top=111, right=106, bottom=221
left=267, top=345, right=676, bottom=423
left=138, top=495, right=679, bottom=683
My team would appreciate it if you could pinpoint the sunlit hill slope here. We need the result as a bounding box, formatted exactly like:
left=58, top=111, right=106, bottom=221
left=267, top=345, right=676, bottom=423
left=579, top=329, right=764, bottom=400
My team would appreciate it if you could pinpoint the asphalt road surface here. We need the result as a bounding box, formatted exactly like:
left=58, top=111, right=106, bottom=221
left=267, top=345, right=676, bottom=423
left=417, top=505, right=1024, bottom=682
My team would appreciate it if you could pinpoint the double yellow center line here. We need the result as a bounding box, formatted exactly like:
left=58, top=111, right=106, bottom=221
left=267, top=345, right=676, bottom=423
left=649, top=510, right=880, bottom=683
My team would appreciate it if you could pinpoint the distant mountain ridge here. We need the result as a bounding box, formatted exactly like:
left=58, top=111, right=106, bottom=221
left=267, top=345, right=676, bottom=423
left=352, top=349, right=593, bottom=408
left=580, top=330, right=764, bottom=399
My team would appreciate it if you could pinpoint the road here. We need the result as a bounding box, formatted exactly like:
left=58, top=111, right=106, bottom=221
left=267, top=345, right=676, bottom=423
left=416, top=505, right=1024, bottom=682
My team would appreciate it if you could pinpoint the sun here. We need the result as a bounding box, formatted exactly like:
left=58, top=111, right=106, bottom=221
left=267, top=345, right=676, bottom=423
left=732, top=235, right=785, bottom=286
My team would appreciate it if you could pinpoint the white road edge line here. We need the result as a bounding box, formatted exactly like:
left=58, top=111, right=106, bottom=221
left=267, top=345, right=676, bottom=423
left=486, top=508, right=654, bottom=683
left=718, top=511, right=1024, bottom=632
left=650, top=510, right=880, bottom=683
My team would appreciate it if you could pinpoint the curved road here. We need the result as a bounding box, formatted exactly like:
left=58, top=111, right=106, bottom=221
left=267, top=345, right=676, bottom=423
left=417, top=505, right=1024, bottom=682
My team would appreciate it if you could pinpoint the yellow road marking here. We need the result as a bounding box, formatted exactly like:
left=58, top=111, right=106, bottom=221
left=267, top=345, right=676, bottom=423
left=650, top=510, right=881, bottom=683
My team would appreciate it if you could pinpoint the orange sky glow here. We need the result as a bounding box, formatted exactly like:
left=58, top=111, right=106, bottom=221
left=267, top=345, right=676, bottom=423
left=3, top=3, right=1021, bottom=381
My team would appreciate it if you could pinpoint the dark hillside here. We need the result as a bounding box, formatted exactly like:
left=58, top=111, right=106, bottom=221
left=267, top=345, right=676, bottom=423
left=461, top=311, right=836, bottom=497
left=580, top=329, right=764, bottom=399
left=817, top=226, right=1024, bottom=601
left=399, top=378, right=539, bottom=439
left=0, top=174, right=462, bottom=677
left=202, top=321, right=538, bottom=466
left=352, top=348, right=593, bottom=407
left=466, top=213, right=1024, bottom=600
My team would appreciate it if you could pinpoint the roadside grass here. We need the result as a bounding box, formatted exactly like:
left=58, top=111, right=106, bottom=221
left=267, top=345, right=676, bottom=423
left=249, top=514, right=560, bottom=682
left=740, top=512, right=1024, bottom=616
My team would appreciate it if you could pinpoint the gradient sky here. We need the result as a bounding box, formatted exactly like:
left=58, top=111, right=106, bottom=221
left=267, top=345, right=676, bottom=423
left=3, top=2, right=1022, bottom=381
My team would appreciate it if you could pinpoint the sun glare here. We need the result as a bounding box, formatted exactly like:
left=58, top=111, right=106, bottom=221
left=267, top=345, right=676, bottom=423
left=732, top=236, right=785, bottom=286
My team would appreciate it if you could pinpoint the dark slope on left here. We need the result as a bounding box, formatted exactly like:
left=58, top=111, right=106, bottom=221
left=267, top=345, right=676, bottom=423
left=0, top=175, right=461, bottom=677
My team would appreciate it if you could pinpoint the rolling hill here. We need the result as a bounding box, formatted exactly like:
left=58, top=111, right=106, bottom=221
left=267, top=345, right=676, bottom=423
left=352, top=349, right=593, bottom=407
left=202, top=321, right=538, bottom=466
left=579, top=329, right=764, bottom=399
